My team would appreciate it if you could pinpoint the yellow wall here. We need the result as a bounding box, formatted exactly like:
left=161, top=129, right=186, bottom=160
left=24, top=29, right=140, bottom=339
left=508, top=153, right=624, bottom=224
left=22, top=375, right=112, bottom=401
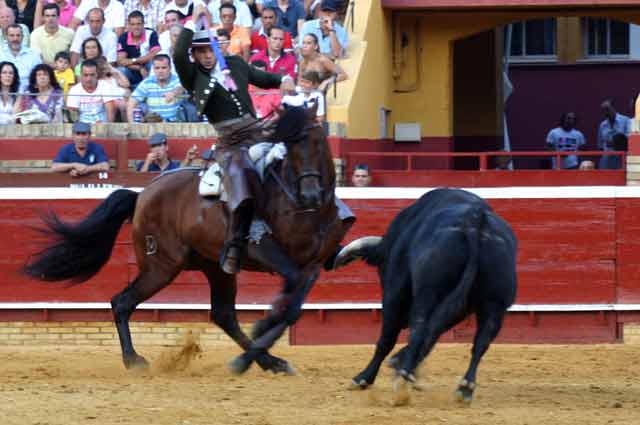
left=335, top=6, right=640, bottom=139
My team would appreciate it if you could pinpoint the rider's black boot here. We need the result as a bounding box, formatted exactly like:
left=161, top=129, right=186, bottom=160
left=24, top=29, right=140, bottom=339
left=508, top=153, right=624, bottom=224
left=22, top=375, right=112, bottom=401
left=220, top=203, right=253, bottom=274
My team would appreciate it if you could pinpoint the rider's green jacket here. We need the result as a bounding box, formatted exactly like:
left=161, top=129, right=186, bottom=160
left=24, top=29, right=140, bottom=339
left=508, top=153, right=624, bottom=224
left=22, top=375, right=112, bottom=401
left=173, top=28, right=284, bottom=124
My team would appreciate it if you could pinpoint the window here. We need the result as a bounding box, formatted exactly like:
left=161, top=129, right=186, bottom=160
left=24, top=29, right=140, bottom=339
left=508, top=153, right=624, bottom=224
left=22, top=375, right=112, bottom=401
left=585, top=18, right=629, bottom=57
left=506, top=19, right=557, bottom=60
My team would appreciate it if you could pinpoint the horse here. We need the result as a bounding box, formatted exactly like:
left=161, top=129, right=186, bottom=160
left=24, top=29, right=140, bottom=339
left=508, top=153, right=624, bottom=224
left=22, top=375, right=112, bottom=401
left=24, top=105, right=353, bottom=374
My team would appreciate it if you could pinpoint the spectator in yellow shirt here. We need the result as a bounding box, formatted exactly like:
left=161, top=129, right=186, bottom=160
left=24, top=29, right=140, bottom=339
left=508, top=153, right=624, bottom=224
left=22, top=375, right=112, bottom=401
left=54, top=51, right=75, bottom=96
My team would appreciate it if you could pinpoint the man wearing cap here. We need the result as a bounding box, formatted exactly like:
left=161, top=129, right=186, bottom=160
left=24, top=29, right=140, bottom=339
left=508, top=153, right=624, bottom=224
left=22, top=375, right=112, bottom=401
left=174, top=5, right=295, bottom=274
left=298, top=0, right=347, bottom=58
left=137, top=132, right=198, bottom=172
left=51, top=122, right=110, bottom=177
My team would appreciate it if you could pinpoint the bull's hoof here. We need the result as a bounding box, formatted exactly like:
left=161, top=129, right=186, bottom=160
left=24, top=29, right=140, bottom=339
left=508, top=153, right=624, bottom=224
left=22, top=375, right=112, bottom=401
left=348, top=378, right=371, bottom=390
left=123, top=354, right=149, bottom=370
left=229, top=353, right=253, bottom=375
left=454, top=379, right=476, bottom=404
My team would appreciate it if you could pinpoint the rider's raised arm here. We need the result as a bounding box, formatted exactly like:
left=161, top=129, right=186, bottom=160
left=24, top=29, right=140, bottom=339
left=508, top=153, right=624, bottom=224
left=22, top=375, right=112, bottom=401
left=173, top=28, right=197, bottom=92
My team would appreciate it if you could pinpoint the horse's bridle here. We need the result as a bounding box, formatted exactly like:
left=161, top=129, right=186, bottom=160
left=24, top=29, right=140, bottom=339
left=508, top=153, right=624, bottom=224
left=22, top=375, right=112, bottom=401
left=270, top=122, right=325, bottom=210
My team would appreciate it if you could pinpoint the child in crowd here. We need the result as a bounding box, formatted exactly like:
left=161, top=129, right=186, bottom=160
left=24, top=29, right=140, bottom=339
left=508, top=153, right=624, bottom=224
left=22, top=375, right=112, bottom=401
left=54, top=51, right=75, bottom=97
left=281, top=70, right=325, bottom=123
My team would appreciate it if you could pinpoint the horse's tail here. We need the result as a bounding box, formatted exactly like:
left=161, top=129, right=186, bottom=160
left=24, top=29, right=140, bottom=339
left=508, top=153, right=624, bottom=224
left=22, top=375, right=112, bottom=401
left=23, top=189, right=139, bottom=284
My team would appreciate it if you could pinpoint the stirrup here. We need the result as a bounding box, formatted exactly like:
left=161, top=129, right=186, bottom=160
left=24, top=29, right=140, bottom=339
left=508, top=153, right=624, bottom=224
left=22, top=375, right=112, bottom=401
left=220, top=242, right=244, bottom=274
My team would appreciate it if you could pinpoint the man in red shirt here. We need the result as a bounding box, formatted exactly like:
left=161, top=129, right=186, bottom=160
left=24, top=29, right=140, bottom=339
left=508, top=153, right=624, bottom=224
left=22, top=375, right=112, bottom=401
left=249, top=26, right=296, bottom=79
left=250, top=6, right=292, bottom=56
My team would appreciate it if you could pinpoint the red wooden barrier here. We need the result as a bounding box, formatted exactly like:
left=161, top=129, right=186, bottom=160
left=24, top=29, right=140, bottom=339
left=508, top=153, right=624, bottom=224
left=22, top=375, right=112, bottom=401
left=2, top=188, right=640, bottom=343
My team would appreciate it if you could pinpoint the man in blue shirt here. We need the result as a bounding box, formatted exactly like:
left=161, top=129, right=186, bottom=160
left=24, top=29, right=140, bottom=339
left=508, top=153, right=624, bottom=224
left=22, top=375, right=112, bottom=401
left=136, top=132, right=198, bottom=172
left=51, top=122, right=110, bottom=177
left=298, top=0, right=347, bottom=58
left=597, top=98, right=631, bottom=170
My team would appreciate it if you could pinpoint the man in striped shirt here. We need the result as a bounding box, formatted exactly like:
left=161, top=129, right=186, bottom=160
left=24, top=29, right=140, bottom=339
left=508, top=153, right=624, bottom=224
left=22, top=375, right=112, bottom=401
left=126, top=53, right=185, bottom=122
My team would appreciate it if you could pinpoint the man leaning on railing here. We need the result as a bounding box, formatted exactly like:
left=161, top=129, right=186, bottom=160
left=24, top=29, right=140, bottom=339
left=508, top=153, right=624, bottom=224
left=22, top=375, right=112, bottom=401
left=51, top=121, right=110, bottom=177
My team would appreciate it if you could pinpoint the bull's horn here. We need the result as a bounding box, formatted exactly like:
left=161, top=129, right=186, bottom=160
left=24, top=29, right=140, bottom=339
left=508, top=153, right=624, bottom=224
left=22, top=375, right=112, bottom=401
left=333, top=236, right=383, bottom=269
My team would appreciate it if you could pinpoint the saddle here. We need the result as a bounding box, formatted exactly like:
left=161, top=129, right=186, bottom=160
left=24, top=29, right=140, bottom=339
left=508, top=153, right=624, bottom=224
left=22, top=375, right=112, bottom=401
left=198, top=142, right=287, bottom=197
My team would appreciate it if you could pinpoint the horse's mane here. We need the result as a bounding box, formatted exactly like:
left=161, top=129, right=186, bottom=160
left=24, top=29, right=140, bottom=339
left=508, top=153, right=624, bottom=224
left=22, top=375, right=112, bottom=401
left=273, top=106, right=309, bottom=143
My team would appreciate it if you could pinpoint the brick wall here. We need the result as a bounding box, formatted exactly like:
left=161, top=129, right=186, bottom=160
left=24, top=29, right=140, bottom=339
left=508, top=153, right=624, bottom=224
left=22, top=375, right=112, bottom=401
left=623, top=323, right=640, bottom=343
left=0, top=321, right=289, bottom=348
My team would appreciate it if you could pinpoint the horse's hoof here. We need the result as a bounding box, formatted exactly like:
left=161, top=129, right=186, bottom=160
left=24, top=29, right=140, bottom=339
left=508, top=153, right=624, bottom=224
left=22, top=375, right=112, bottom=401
left=123, top=354, right=149, bottom=370
left=397, top=369, right=416, bottom=383
left=454, top=379, right=475, bottom=405
left=229, top=354, right=252, bottom=375
left=348, top=378, right=370, bottom=390
left=271, top=360, right=296, bottom=376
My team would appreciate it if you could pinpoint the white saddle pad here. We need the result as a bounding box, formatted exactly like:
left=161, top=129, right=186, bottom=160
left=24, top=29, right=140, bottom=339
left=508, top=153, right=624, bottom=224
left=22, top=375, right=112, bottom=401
left=198, top=162, right=223, bottom=197
left=198, top=142, right=287, bottom=197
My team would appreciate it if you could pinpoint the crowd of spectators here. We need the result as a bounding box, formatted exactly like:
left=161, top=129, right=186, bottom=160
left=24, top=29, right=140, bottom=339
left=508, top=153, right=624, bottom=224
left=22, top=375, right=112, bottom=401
left=0, top=0, right=349, bottom=125
left=543, top=98, right=631, bottom=171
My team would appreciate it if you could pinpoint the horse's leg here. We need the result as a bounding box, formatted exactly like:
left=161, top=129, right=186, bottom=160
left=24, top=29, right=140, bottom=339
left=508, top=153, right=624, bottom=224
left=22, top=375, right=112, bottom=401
left=230, top=266, right=320, bottom=375
left=201, top=261, right=294, bottom=374
left=111, top=264, right=179, bottom=370
left=245, top=237, right=304, bottom=341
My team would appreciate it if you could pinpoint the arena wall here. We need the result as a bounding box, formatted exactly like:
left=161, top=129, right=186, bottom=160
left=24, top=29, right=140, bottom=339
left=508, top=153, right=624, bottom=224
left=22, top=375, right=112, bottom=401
left=2, top=186, right=640, bottom=346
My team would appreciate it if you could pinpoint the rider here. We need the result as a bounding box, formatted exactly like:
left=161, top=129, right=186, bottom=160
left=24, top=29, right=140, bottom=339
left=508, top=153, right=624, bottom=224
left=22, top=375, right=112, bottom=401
left=174, top=6, right=296, bottom=274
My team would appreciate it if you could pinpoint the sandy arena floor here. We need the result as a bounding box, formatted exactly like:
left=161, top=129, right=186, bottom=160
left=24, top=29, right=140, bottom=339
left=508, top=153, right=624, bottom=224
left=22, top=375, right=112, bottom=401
left=1, top=338, right=640, bottom=425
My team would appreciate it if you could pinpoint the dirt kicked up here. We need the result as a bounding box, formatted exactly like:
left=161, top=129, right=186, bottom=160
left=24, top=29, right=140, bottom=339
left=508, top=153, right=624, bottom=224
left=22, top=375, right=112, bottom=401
left=1, top=337, right=640, bottom=425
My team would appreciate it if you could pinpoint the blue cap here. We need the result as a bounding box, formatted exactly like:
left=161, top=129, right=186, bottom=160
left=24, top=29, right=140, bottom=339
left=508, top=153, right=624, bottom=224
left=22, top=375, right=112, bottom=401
left=320, top=0, right=337, bottom=11
left=72, top=121, right=91, bottom=133
left=148, top=133, right=168, bottom=146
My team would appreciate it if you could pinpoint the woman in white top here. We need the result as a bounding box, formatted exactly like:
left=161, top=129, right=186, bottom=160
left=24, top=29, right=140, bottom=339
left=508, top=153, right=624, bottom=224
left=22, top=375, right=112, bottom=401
left=0, top=61, right=22, bottom=124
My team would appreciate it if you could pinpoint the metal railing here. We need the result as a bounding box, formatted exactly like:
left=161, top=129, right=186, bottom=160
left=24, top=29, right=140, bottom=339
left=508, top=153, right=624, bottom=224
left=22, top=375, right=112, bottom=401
left=346, top=150, right=628, bottom=171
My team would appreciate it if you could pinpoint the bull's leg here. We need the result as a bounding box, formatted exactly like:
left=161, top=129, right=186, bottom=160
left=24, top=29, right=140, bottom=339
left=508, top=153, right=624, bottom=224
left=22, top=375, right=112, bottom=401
left=230, top=267, right=319, bottom=375
left=397, top=302, right=467, bottom=383
left=201, top=262, right=294, bottom=374
left=111, top=266, right=178, bottom=370
left=351, top=294, right=407, bottom=389
left=455, top=303, right=506, bottom=404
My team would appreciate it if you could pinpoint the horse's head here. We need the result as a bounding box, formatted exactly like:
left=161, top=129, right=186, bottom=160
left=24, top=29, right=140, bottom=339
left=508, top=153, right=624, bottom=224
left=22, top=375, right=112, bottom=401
left=273, top=104, right=334, bottom=211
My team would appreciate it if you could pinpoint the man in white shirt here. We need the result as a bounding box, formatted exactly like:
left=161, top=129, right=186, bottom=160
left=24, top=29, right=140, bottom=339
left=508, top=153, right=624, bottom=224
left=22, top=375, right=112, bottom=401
left=69, top=0, right=126, bottom=36
left=162, top=0, right=192, bottom=17
left=158, top=9, right=181, bottom=52
left=0, top=24, right=41, bottom=90
left=207, top=0, right=252, bottom=28
left=69, top=8, right=119, bottom=66
left=67, top=59, right=116, bottom=123
left=0, top=6, right=29, bottom=48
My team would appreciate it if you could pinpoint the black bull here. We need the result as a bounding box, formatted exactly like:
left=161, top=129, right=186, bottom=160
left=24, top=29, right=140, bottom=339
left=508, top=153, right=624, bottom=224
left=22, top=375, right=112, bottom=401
left=334, top=188, right=518, bottom=402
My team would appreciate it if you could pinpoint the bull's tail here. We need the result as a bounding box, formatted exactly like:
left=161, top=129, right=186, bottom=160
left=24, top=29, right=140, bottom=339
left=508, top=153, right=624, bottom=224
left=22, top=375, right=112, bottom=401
left=429, top=207, right=484, bottom=322
left=23, top=189, right=139, bottom=284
